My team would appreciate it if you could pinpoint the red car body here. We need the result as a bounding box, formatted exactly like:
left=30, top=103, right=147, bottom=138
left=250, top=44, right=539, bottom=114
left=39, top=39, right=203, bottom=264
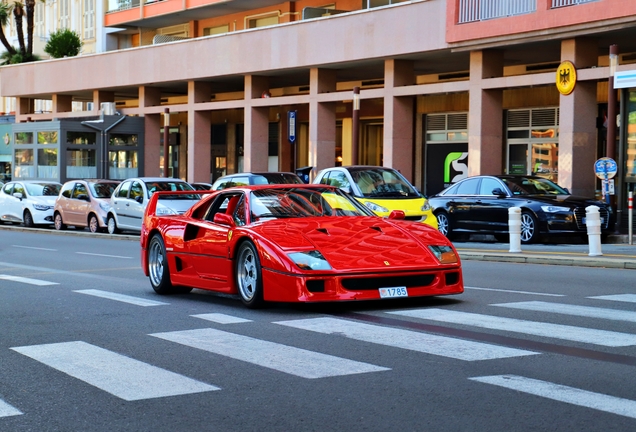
left=140, top=184, right=463, bottom=307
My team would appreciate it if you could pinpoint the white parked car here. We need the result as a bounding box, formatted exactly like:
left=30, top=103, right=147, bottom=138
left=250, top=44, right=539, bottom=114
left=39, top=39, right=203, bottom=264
left=106, top=177, right=200, bottom=234
left=0, top=180, right=62, bottom=227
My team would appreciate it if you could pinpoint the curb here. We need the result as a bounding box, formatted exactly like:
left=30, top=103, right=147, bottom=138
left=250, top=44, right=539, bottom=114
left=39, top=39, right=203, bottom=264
left=458, top=251, right=636, bottom=270
left=0, top=224, right=139, bottom=241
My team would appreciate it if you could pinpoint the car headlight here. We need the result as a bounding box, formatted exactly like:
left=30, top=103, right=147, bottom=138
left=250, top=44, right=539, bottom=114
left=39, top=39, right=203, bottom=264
left=99, top=201, right=111, bottom=212
left=541, top=205, right=570, bottom=213
left=364, top=201, right=388, bottom=213
left=428, top=245, right=458, bottom=264
left=421, top=200, right=431, bottom=211
left=156, top=207, right=177, bottom=215
left=288, top=250, right=332, bottom=270
left=33, top=204, right=52, bottom=211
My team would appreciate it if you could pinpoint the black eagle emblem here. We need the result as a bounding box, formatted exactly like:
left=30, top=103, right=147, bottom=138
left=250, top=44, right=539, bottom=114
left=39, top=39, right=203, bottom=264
left=559, top=68, right=571, bottom=86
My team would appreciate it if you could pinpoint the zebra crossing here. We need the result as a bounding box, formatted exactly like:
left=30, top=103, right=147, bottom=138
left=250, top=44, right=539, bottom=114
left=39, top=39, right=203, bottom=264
left=3, top=286, right=636, bottom=420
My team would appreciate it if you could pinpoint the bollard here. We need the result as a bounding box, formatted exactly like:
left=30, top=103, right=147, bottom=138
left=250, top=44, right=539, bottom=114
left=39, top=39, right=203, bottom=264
left=508, top=207, right=522, bottom=253
left=586, top=205, right=603, bottom=256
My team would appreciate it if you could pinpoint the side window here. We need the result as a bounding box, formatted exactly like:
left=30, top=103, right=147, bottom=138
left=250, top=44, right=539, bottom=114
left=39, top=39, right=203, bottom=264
left=318, top=172, right=331, bottom=185
left=60, top=183, right=73, bottom=198
left=72, top=183, right=88, bottom=199
left=2, top=183, right=13, bottom=195
left=478, top=178, right=503, bottom=196
left=231, top=177, right=250, bottom=187
left=130, top=182, right=143, bottom=200
left=13, top=183, right=25, bottom=196
left=204, top=194, right=232, bottom=222
left=117, top=181, right=131, bottom=198
left=455, top=178, right=479, bottom=195
left=329, top=172, right=351, bottom=190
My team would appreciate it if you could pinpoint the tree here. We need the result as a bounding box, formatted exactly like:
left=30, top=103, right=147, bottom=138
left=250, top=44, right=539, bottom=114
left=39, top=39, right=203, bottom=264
left=0, top=0, right=40, bottom=64
left=44, top=28, right=82, bottom=58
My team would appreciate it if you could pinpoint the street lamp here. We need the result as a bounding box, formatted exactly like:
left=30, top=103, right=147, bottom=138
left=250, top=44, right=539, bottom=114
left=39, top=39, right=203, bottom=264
left=163, top=108, right=170, bottom=178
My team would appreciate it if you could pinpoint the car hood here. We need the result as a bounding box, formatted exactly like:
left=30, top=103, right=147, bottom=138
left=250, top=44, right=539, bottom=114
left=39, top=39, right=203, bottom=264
left=29, top=196, right=57, bottom=206
left=520, top=194, right=607, bottom=208
left=250, top=217, right=452, bottom=271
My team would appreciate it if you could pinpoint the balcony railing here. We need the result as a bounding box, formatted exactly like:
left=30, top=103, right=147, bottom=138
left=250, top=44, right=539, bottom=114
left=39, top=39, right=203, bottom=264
left=459, top=0, right=536, bottom=23
left=552, top=0, right=599, bottom=8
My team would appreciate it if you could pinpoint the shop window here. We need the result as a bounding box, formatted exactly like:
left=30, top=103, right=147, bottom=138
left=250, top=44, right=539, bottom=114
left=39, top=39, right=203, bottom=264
left=110, top=134, right=138, bottom=146
left=109, top=150, right=138, bottom=179
left=67, top=131, right=97, bottom=145
left=15, top=132, right=33, bottom=145
left=14, top=149, right=34, bottom=178
left=37, top=148, right=58, bottom=178
left=38, top=131, right=58, bottom=144
left=67, top=149, right=97, bottom=178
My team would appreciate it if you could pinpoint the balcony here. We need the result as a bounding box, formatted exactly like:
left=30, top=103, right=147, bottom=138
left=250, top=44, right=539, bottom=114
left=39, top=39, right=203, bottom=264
left=552, top=0, right=599, bottom=7
left=458, top=0, right=536, bottom=23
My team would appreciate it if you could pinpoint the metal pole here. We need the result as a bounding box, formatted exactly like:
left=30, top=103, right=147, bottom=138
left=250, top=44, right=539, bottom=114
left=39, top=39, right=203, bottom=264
left=163, top=108, right=170, bottom=178
left=607, top=44, right=618, bottom=161
left=629, top=189, right=633, bottom=245
left=352, top=87, right=360, bottom=165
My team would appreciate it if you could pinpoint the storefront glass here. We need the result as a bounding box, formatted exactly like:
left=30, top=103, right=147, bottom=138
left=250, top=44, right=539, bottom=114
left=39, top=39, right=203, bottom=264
left=625, top=91, right=636, bottom=180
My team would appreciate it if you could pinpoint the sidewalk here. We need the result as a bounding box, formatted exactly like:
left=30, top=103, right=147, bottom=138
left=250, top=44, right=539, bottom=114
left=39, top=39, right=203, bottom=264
left=454, top=234, right=636, bottom=270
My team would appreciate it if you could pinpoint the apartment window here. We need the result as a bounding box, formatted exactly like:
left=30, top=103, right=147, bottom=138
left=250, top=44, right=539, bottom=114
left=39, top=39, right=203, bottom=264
left=203, top=25, right=229, bottom=36
left=35, top=3, right=45, bottom=37
left=552, top=0, right=598, bottom=7
left=59, top=0, right=70, bottom=28
left=247, top=14, right=279, bottom=29
left=83, top=0, right=95, bottom=40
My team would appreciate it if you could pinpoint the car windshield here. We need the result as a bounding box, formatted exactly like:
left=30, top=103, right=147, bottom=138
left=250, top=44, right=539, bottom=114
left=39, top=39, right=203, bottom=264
left=250, top=187, right=374, bottom=220
left=25, top=183, right=61, bottom=196
left=145, top=181, right=200, bottom=200
left=253, top=173, right=304, bottom=185
left=502, top=177, right=568, bottom=195
left=90, top=182, right=118, bottom=198
left=350, top=168, right=420, bottom=198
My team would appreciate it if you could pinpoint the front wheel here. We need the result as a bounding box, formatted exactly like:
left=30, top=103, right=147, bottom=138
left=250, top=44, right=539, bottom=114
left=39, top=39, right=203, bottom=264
left=436, top=212, right=453, bottom=239
left=236, top=241, right=264, bottom=308
left=88, top=214, right=100, bottom=233
left=107, top=215, right=119, bottom=234
left=54, top=212, right=66, bottom=230
left=23, top=210, right=34, bottom=228
left=520, top=211, right=540, bottom=244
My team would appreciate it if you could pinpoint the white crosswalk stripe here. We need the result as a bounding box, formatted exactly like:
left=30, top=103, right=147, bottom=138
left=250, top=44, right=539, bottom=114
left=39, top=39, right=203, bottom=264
left=11, top=341, right=219, bottom=401
left=470, top=375, right=636, bottom=419
left=493, top=301, right=636, bottom=323
left=274, top=317, right=537, bottom=361
left=0, top=399, right=22, bottom=418
left=589, top=294, right=636, bottom=304
left=151, top=328, right=389, bottom=378
left=387, top=309, right=636, bottom=347
left=0, top=274, right=58, bottom=286
left=74, top=289, right=169, bottom=306
left=192, top=313, right=252, bottom=324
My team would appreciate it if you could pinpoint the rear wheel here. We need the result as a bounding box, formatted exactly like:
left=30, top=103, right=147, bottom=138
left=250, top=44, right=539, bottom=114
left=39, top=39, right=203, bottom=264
left=107, top=215, right=119, bottom=234
left=436, top=212, right=453, bottom=239
left=520, top=211, right=539, bottom=244
left=147, top=235, right=191, bottom=294
left=23, top=210, right=34, bottom=228
left=88, top=214, right=100, bottom=233
left=54, top=212, right=66, bottom=230
left=236, top=241, right=264, bottom=308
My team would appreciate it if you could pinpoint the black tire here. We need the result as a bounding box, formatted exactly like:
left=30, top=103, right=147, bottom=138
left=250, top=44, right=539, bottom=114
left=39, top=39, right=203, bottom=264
left=107, top=215, right=119, bottom=234
left=147, top=234, right=192, bottom=294
left=23, top=210, right=34, bottom=228
left=54, top=212, right=66, bottom=230
left=88, top=214, right=100, bottom=233
left=236, top=241, right=264, bottom=308
left=436, top=212, right=453, bottom=239
left=520, top=211, right=540, bottom=244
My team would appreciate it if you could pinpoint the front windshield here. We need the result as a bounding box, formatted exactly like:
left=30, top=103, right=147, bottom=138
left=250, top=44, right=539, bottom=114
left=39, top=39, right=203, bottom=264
left=350, top=168, right=420, bottom=198
left=25, top=183, right=61, bottom=197
left=90, top=182, right=118, bottom=198
left=501, top=177, right=568, bottom=195
left=145, top=181, right=200, bottom=200
left=250, top=187, right=374, bottom=220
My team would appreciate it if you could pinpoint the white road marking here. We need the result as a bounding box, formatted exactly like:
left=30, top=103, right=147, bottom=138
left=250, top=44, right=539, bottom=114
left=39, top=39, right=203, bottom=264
left=11, top=245, right=57, bottom=251
left=0, top=275, right=59, bottom=286
left=465, top=286, right=565, bottom=297
left=274, top=317, right=537, bottom=361
left=74, top=289, right=168, bottom=306
left=470, top=375, right=636, bottom=419
left=493, top=301, right=636, bottom=323
left=11, top=341, right=218, bottom=401
left=0, top=399, right=22, bottom=418
left=75, top=252, right=132, bottom=259
left=191, top=313, right=252, bottom=324
left=589, top=294, right=636, bottom=304
left=388, top=309, right=636, bottom=347
left=151, top=328, right=389, bottom=379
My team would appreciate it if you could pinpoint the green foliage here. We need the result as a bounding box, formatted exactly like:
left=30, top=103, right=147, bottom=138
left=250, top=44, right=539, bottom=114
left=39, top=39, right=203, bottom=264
left=44, top=28, right=82, bottom=59
left=0, top=47, right=39, bottom=65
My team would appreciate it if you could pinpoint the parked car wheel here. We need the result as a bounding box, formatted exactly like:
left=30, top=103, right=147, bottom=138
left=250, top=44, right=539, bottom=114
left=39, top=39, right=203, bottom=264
left=54, top=212, right=66, bottom=230
left=107, top=216, right=120, bottom=234
left=436, top=211, right=453, bottom=238
left=23, top=210, right=34, bottom=228
left=236, top=241, right=264, bottom=308
left=88, top=214, right=100, bottom=233
left=520, top=211, right=539, bottom=244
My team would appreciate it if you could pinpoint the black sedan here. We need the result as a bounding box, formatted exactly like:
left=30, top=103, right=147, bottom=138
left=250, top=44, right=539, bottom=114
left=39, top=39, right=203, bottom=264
left=428, top=175, right=614, bottom=243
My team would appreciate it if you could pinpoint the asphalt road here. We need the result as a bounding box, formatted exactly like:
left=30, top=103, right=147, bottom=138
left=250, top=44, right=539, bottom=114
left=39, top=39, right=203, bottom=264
left=1, top=229, right=636, bottom=431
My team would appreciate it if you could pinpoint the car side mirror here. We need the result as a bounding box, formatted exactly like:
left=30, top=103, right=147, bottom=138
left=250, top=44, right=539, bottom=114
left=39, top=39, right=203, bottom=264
left=388, top=210, right=406, bottom=220
left=77, top=194, right=89, bottom=201
left=135, top=195, right=144, bottom=204
left=492, top=188, right=507, bottom=198
left=12, top=192, right=23, bottom=200
left=563, top=188, right=570, bottom=194
left=213, top=212, right=235, bottom=227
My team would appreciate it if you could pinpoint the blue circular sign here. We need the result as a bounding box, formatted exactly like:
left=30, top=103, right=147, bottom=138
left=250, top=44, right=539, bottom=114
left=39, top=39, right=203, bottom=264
left=594, top=157, right=617, bottom=179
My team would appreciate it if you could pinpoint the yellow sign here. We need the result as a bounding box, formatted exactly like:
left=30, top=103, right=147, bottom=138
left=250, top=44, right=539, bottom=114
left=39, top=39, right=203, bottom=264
left=556, top=61, right=577, bottom=95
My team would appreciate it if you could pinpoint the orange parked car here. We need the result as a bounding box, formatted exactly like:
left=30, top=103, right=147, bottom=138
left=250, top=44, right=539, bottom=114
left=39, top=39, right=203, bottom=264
left=54, top=179, right=121, bottom=233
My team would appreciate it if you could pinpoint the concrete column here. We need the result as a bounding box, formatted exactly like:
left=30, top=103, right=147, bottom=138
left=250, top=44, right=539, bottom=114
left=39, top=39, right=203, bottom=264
left=468, top=50, right=504, bottom=176
left=559, top=38, right=598, bottom=196
left=189, top=81, right=211, bottom=104
left=244, top=75, right=269, bottom=172
left=309, top=68, right=337, bottom=175
left=227, top=123, right=237, bottom=174
left=52, top=95, right=72, bottom=114
left=139, top=86, right=161, bottom=107
left=144, top=114, right=161, bottom=177
left=279, top=109, right=293, bottom=172
left=384, top=59, right=415, bottom=180
left=92, top=90, right=114, bottom=113
left=187, top=110, right=212, bottom=183
left=16, top=97, right=33, bottom=120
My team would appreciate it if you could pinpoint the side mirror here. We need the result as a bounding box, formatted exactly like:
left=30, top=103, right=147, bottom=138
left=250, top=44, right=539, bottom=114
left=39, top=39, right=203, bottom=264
left=388, top=210, right=406, bottom=220
left=77, top=194, right=89, bottom=201
left=563, top=188, right=570, bottom=194
left=492, top=188, right=507, bottom=198
left=213, top=212, right=236, bottom=227
left=135, top=195, right=144, bottom=204
left=12, top=192, right=23, bottom=200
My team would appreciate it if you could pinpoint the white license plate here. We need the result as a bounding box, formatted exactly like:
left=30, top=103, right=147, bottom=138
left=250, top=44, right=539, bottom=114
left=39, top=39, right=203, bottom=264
left=379, top=287, right=408, bottom=298
left=582, top=217, right=604, bottom=224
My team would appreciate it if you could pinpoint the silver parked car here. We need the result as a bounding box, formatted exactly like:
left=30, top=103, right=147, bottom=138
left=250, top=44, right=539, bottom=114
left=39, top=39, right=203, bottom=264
left=106, top=177, right=200, bottom=234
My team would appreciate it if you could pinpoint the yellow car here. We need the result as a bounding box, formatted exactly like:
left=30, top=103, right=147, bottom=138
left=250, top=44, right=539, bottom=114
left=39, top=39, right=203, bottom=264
left=313, top=166, right=438, bottom=229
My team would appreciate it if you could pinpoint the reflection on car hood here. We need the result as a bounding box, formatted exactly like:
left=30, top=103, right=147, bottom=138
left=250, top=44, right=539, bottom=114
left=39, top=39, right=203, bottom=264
left=251, top=217, right=449, bottom=271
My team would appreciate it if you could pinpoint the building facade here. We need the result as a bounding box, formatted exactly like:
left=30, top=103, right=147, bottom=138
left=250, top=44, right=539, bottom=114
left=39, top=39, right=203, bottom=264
left=2, top=0, right=636, bottom=223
